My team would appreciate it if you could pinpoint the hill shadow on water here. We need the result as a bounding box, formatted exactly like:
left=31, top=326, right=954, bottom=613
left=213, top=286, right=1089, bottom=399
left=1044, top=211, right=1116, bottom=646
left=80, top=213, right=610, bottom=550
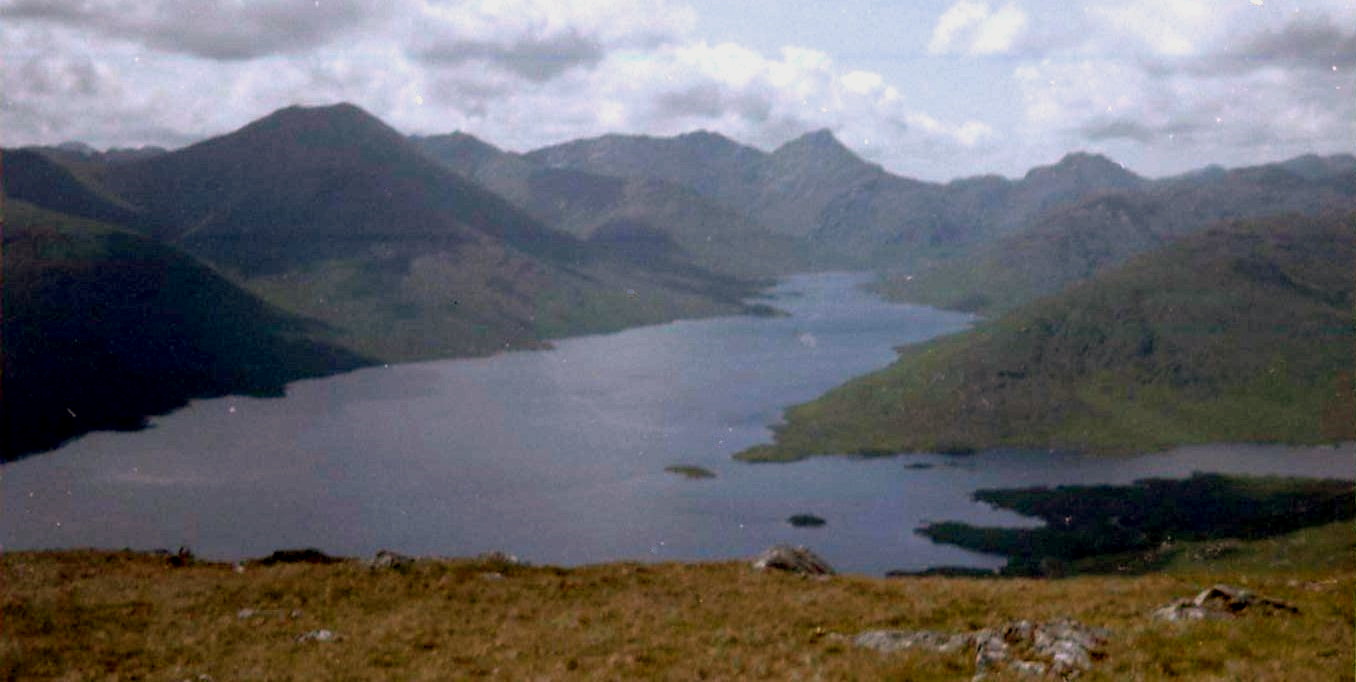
left=917, top=473, right=1356, bottom=577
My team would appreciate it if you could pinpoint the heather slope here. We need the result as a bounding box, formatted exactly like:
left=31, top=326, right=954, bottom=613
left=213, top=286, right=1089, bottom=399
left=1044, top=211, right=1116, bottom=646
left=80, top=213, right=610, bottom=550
left=4, top=520, right=1352, bottom=680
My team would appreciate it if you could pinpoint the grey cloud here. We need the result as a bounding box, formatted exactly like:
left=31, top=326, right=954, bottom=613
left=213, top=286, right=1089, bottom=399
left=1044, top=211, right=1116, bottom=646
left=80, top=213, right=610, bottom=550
left=1220, top=18, right=1356, bottom=71
left=1080, top=118, right=1203, bottom=144
left=650, top=83, right=774, bottom=124
left=0, top=0, right=375, bottom=60
left=425, top=73, right=518, bottom=117
left=1137, top=16, right=1356, bottom=77
left=414, top=30, right=605, bottom=82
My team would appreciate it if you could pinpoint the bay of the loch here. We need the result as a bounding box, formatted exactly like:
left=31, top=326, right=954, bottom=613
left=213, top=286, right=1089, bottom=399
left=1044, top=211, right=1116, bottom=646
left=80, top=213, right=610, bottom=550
left=2, top=273, right=1349, bottom=574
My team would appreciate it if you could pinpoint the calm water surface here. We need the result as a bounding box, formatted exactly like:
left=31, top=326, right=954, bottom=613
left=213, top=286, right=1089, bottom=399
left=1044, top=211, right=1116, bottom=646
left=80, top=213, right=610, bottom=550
left=3, top=272, right=1351, bottom=574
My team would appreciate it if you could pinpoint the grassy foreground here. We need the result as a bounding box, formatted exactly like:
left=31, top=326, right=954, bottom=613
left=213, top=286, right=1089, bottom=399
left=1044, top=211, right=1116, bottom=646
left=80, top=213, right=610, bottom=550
left=3, top=522, right=1352, bottom=681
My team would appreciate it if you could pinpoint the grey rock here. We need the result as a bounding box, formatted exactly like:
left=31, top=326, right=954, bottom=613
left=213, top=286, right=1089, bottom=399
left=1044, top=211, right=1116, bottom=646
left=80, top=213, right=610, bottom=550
left=1153, top=584, right=1299, bottom=622
left=296, top=629, right=340, bottom=643
left=853, top=629, right=973, bottom=654
left=369, top=550, right=414, bottom=570
left=857, top=618, right=1109, bottom=680
left=751, top=545, right=835, bottom=576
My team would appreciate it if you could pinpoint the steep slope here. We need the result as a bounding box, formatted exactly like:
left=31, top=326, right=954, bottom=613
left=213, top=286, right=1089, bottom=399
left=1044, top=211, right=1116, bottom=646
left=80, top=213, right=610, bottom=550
left=412, top=132, right=830, bottom=278
left=1, top=201, right=370, bottom=461
left=739, top=213, right=1355, bottom=461
left=882, top=157, right=1356, bottom=314
left=16, top=105, right=763, bottom=362
left=750, top=129, right=886, bottom=239
left=100, top=103, right=581, bottom=274
left=2, top=148, right=148, bottom=229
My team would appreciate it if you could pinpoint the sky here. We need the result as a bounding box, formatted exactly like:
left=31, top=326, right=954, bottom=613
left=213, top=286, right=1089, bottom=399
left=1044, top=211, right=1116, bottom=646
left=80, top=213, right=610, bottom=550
left=2, top=0, right=1353, bottom=181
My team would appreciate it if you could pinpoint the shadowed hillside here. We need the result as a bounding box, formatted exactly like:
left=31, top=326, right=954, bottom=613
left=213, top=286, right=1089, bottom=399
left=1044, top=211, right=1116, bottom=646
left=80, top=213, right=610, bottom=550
left=1, top=201, right=371, bottom=460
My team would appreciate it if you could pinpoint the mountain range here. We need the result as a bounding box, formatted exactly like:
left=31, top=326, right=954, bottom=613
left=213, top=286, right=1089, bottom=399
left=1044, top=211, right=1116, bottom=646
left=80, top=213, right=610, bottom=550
left=527, top=131, right=1147, bottom=266
left=6, top=101, right=1353, bottom=460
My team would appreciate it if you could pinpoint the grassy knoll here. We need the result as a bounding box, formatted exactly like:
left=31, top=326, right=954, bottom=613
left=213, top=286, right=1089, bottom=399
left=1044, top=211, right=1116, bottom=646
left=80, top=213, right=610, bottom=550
left=737, top=214, right=1354, bottom=462
left=3, top=521, right=1352, bottom=680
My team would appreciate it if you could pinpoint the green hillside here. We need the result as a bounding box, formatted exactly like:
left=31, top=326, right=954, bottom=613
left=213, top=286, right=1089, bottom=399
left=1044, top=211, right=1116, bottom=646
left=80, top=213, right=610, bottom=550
left=739, top=213, right=1355, bottom=461
left=1, top=201, right=370, bottom=460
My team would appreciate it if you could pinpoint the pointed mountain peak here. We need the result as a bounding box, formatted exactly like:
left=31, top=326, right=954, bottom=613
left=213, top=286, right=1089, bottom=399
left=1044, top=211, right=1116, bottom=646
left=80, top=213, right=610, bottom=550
left=776, top=128, right=849, bottom=154
left=772, top=128, right=873, bottom=173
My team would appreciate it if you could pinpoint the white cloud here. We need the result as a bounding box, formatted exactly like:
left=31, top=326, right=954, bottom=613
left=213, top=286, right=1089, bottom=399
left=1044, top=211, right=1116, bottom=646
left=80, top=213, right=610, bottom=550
left=928, top=1, right=1028, bottom=56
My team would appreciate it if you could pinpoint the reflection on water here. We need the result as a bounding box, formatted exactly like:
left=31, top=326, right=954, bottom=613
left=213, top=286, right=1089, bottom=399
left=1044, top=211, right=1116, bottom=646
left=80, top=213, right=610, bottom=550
left=3, top=273, right=1351, bottom=574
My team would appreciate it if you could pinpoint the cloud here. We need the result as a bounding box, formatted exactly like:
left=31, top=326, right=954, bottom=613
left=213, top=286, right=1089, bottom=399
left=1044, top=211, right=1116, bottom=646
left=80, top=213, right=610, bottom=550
left=414, top=31, right=605, bottom=82
left=0, top=0, right=375, bottom=60
left=928, top=1, right=1028, bottom=56
left=1192, top=16, right=1356, bottom=75
left=1000, top=0, right=1355, bottom=171
left=408, top=0, right=693, bottom=81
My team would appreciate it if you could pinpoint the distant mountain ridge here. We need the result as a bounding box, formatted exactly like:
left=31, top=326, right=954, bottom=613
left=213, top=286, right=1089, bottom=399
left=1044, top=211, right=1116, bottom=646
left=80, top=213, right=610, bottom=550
left=412, top=131, right=838, bottom=278
left=882, top=153, right=1356, bottom=313
left=526, top=130, right=1150, bottom=265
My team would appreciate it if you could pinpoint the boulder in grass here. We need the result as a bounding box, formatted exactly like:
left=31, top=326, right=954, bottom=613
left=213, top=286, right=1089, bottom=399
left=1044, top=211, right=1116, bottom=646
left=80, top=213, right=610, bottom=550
left=1152, top=584, right=1299, bottom=622
left=855, top=619, right=1110, bottom=679
left=368, top=550, right=414, bottom=571
left=751, top=545, right=834, bottom=576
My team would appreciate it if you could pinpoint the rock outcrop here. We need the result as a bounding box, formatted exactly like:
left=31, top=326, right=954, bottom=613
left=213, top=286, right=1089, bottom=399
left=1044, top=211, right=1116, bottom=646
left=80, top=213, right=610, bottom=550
left=751, top=545, right=835, bottom=576
left=1152, top=584, right=1299, bottom=622
left=854, top=619, right=1110, bottom=679
left=368, top=550, right=415, bottom=570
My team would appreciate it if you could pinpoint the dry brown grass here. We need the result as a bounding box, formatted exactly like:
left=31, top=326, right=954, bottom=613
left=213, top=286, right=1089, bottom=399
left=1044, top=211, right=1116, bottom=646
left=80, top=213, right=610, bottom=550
left=2, top=530, right=1352, bottom=681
